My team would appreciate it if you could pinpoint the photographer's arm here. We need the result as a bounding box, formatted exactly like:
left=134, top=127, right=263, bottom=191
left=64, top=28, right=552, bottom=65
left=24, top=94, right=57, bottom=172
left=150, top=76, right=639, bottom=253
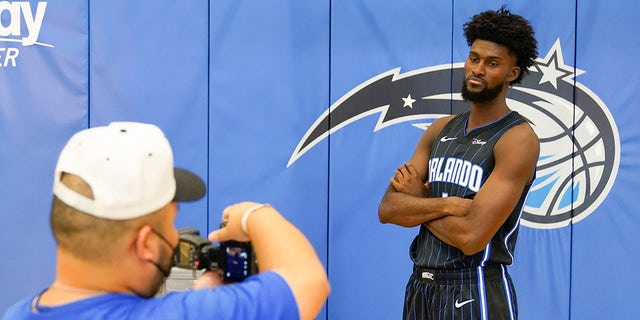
left=208, top=202, right=330, bottom=320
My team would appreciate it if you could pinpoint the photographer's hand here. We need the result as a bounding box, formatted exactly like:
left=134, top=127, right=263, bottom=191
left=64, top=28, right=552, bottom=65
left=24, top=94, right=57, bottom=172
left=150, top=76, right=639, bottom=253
left=208, top=201, right=264, bottom=243
left=207, top=201, right=330, bottom=320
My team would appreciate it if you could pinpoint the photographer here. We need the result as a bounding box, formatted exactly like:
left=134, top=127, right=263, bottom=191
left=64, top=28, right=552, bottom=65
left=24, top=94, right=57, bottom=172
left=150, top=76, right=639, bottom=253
left=2, top=122, right=330, bottom=320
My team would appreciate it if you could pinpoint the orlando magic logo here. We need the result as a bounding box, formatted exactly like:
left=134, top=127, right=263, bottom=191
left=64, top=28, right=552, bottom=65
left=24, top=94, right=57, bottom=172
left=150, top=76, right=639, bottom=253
left=288, top=39, right=620, bottom=230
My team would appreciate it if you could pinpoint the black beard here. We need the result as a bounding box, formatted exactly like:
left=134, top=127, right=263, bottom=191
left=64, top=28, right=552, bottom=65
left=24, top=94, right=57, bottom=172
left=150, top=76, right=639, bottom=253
left=461, top=79, right=504, bottom=103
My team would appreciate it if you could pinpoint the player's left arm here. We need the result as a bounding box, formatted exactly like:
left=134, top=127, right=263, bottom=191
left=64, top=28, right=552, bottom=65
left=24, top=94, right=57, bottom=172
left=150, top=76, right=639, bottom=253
left=425, top=122, right=539, bottom=255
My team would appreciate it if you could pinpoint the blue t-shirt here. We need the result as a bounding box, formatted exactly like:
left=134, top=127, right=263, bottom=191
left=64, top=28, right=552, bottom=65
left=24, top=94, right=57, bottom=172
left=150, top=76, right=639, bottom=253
left=2, top=271, right=298, bottom=320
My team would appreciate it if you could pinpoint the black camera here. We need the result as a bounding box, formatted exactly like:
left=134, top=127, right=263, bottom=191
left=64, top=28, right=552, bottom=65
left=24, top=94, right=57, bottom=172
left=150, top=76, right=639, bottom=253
left=173, top=227, right=258, bottom=283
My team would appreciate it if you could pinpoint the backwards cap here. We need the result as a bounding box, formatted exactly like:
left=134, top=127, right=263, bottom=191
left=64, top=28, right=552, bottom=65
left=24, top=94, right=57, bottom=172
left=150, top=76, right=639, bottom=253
left=53, top=122, right=206, bottom=220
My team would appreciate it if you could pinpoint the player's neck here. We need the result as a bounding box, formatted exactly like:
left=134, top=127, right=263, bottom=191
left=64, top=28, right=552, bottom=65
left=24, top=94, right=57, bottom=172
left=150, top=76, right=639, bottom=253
left=468, top=95, right=510, bottom=131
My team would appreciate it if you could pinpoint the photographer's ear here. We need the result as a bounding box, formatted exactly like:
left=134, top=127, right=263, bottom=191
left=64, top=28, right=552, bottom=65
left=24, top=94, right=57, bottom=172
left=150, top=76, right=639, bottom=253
left=134, top=225, right=157, bottom=261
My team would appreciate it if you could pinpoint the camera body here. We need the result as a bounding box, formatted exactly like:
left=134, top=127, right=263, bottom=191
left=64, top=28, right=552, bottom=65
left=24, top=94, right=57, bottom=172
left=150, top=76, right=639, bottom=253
left=173, top=227, right=258, bottom=283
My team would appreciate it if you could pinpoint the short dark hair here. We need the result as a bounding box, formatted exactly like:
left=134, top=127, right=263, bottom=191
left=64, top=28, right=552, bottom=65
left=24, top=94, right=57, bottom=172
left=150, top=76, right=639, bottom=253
left=50, top=173, right=165, bottom=261
left=463, top=6, right=538, bottom=85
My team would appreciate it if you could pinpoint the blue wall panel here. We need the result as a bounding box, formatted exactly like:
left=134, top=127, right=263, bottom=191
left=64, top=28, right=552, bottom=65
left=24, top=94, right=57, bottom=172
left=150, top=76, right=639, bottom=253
left=89, top=0, right=210, bottom=231
left=0, top=0, right=88, bottom=311
left=208, top=0, right=330, bottom=317
left=572, top=1, right=640, bottom=319
left=327, top=1, right=452, bottom=318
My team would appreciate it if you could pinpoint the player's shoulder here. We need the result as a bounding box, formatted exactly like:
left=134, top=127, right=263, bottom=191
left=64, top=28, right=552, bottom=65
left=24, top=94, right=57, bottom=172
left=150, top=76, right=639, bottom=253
left=429, top=114, right=457, bottom=132
left=419, top=114, right=457, bottom=144
left=506, top=120, right=539, bottom=143
left=496, top=121, right=539, bottom=158
left=508, top=112, right=538, bottom=137
left=435, top=114, right=457, bottom=123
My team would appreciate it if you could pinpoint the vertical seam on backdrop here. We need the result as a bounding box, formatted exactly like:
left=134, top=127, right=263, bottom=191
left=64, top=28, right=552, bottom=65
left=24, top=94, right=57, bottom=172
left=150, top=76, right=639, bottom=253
left=207, top=0, right=212, bottom=234
left=569, top=0, right=579, bottom=318
left=326, top=2, right=332, bottom=319
left=450, top=0, right=455, bottom=114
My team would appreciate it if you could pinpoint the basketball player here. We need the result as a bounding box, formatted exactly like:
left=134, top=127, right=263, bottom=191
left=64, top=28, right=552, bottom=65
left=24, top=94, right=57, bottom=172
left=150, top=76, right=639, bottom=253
left=378, top=7, right=539, bottom=320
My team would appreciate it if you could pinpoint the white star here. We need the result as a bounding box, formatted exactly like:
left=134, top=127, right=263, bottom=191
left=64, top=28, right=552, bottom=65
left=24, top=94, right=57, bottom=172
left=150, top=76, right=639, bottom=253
left=402, top=94, right=416, bottom=108
left=537, top=58, right=569, bottom=89
left=532, top=38, right=585, bottom=89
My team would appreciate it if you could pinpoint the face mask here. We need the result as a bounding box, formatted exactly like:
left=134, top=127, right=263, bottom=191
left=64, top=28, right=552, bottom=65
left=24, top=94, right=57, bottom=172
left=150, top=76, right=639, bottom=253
left=148, top=228, right=177, bottom=278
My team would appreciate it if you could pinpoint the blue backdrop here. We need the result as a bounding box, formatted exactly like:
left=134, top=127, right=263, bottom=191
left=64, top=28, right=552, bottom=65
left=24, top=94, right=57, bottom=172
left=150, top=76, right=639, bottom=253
left=1, top=1, right=638, bottom=319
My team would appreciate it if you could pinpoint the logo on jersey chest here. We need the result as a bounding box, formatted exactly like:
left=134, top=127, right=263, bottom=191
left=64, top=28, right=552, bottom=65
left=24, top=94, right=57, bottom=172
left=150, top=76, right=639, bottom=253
left=428, top=157, right=484, bottom=193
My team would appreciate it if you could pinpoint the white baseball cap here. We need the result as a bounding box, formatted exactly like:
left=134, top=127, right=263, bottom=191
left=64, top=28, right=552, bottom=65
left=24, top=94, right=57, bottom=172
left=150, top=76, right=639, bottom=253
left=52, top=122, right=206, bottom=220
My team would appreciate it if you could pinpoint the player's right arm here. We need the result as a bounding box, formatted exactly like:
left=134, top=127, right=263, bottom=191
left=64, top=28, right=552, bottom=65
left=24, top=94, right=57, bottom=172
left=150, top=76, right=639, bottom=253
left=378, top=115, right=469, bottom=227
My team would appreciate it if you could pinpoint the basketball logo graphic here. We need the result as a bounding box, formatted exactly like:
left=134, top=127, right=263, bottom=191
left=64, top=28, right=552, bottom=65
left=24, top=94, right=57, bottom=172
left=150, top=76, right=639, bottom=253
left=288, top=39, right=620, bottom=230
left=512, top=39, right=620, bottom=228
